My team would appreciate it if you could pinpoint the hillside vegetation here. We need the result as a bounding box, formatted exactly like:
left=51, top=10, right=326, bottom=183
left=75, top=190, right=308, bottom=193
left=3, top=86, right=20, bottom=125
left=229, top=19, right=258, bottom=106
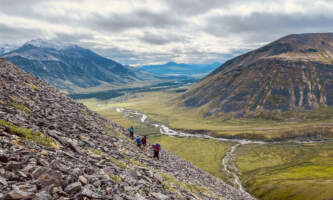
left=82, top=91, right=333, bottom=140
left=236, top=142, right=333, bottom=200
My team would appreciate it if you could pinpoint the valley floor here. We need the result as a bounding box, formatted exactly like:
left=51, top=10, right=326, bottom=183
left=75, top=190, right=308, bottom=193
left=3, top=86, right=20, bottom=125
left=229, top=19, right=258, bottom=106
left=80, top=90, right=333, bottom=200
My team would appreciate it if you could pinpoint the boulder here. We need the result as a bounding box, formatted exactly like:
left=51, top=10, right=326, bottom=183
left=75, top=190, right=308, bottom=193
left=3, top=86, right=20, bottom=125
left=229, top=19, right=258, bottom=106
left=65, top=182, right=82, bottom=195
left=6, top=189, right=35, bottom=200
left=79, top=176, right=88, bottom=185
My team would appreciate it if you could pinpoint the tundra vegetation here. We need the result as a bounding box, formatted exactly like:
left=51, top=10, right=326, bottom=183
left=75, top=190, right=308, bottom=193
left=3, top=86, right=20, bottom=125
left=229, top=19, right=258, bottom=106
left=81, top=89, right=333, bottom=200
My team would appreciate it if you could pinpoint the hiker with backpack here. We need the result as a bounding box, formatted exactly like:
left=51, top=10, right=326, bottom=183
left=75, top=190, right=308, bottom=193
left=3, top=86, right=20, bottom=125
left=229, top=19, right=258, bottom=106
left=135, top=136, right=142, bottom=148
left=141, top=136, right=147, bottom=148
left=128, top=126, right=134, bottom=139
left=152, top=144, right=161, bottom=160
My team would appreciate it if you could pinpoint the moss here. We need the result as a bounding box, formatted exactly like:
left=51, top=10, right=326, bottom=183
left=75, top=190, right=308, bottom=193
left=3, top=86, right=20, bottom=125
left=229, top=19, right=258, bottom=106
left=161, top=172, right=186, bottom=191
left=85, top=147, right=107, bottom=158
left=10, top=101, right=32, bottom=113
left=81, top=109, right=89, bottom=115
left=161, top=172, right=215, bottom=197
left=163, top=181, right=178, bottom=193
left=109, top=157, right=128, bottom=169
left=126, top=157, right=147, bottom=167
left=25, top=82, right=40, bottom=91
left=108, top=174, right=121, bottom=184
left=105, top=130, right=116, bottom=136
left=105, top=124, right=113, bottom=130
left=184, top=183, right=210, bottom=193
left=0, top=119, right=56, bottom=148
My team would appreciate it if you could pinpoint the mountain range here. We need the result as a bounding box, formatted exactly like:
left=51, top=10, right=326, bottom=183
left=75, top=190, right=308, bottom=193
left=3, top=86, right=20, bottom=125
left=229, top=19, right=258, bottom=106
left=180, top=33, right=333, bottom=118
left=140, top=62, right=221, bottom=77
left=1, top=39, right=154, bottom=93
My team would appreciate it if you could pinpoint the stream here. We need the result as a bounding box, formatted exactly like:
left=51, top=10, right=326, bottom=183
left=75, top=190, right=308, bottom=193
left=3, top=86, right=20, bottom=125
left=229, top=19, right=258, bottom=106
left=115, top=107, right=320, bottom=192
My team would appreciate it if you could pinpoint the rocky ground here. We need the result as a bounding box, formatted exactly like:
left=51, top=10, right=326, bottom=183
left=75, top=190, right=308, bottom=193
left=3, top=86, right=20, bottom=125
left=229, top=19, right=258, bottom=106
left=0, top=58, right=255, bottom=200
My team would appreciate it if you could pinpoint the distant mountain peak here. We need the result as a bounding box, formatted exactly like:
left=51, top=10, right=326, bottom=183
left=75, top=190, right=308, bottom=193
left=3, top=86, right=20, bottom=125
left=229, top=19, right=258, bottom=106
left=180, top=33, right=333, bottom=118
left=2, top=39, right=151, bottom=92
left=24, top=39, right=74, bottom=50
left=165, top=61, right=178, bottom=65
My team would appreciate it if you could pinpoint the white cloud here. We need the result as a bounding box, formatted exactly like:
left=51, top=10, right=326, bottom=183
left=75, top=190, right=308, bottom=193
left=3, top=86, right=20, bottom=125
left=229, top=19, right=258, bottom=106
left=0, top=0, right=333, bottom=65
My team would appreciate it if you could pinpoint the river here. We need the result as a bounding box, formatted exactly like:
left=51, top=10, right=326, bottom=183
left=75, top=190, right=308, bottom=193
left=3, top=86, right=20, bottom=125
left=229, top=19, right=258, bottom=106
left=115, top=107, right=320, bottom=193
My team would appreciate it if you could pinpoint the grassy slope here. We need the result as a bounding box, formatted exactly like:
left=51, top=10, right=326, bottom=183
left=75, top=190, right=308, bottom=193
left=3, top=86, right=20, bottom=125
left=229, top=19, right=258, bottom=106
left=236, top=142, right=333, bottom=200
left=81, top=91, right=333, bottom=200
left=80, top=91, right=333, bottom=140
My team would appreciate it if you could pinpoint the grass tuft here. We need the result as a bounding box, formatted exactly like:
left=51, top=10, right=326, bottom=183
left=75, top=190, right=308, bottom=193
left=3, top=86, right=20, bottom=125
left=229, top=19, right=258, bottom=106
left=108, top=173, right=121, bottom=184
left=109, top=157, right=128, bottom=169
left=0, top=119, right=57, bottom=148
left=10, top=101, right=32, bottom=114
left=85, top=147, right=107, bottom=158
left=25, top=82, right=40, bottom=91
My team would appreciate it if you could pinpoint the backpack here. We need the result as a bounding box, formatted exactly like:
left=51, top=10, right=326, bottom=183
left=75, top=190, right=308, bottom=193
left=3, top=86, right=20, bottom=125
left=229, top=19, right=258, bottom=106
left=156, top=144, right=161, bottom=151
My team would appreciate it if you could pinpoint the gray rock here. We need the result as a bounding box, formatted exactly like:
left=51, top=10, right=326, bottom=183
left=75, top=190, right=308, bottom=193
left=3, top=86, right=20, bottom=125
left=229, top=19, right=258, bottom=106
left=5, top=160, right=28, bottom=170
left=72, top=168, right=81, bottom=176
left=35, top=190, right=52, bottom=200
left=79, top=175, right=88, bottom=185
left=0, top=176, right=7, bottom=186
left=32, top=167, right=62, bottom=187
left=81, top=187, right=102, bottom=198
left=0, top=193, right=4, bottom=200
left=6, top=189, right=35, bottom=200
left=153, top=173, right=164, bottom=183
left=65, top=182, right=82, bottom=195
left=151, top=192, right=169, bottom=200
left=16, top=184, right=37, bottom=193
left=135, top=193, right=147, bottom=200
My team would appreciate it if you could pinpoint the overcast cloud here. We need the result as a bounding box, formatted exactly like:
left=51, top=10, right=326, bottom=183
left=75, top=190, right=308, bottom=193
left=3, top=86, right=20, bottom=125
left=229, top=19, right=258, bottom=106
left=0, top=0, right=333, bottom=66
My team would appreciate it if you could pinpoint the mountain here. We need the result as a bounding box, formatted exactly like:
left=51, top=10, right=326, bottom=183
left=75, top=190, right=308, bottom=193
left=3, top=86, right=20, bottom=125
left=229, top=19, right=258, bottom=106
left=140, top=62, right=221, bottom=77
left=0, top=58, right=255, bottom=199
left=1, top=39, right=152, bottom=92
left=0, top=44, right=17, bottom=55
left=180, top=33, right=333, bottom=118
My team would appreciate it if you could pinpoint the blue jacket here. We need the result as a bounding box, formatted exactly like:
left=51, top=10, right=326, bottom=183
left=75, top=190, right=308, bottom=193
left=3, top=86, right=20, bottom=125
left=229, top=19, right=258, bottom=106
left=135, top=137, right=142, bottom=145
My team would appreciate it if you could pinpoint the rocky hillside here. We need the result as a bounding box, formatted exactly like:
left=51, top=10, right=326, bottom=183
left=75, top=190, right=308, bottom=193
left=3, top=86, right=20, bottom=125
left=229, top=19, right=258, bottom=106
left=180, top=33, right=333, bottom=117
left=0, top=58, right=254, bottom=199
left=1, top=39, right=154, bottom=92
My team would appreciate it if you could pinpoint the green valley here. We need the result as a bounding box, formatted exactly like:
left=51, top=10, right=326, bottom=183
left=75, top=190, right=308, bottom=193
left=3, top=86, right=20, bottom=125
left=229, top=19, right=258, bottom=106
left=80, top=89, right=333, bottom=200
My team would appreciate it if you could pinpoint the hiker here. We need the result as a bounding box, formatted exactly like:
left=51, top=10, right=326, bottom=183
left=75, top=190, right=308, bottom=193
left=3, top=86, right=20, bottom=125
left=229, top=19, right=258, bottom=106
left=135, top=136, right=142, bottom=148
left=152, top=144, right=161, bottom=160
left=128, top=126, right=134, bottom=139
left=141, top=136, right=147, bottom=148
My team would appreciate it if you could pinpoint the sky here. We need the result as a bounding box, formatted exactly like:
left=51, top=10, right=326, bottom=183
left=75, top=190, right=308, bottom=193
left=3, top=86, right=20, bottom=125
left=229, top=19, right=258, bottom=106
left=1, top=0, right=333, bottom=66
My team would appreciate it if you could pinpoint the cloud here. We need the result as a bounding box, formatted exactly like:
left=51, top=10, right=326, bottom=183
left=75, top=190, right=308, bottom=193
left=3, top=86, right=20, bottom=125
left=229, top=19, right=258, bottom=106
left=87, top=9, right=185, bottom=33
left=1, top=0, right=333, bottom=65
left=139, top=32, right=186, bottom=45
left=0, top=23, right=42, bottom=44
left=163, top=0, right=230, bottom=16
left=205, top=12, right=333, bottom=43
left=52, top=32, right=94, bottom=43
